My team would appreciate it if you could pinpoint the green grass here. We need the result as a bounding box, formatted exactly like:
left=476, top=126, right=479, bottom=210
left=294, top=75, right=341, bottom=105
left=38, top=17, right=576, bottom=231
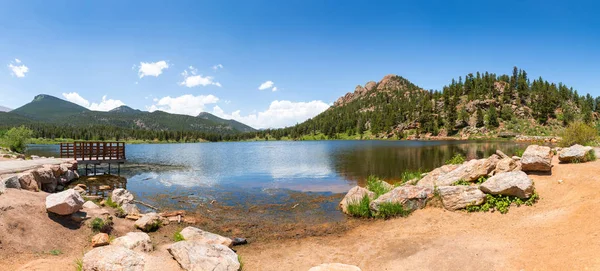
left=365, top=175, right=392, bottom=198
left=373, top=202, right=411, bottom=219
left=90, top=217, right=113, bottom=233
left=445, top=153, right=465, bottom=165
left=346, top=195, right=372, bottom=218
left=74, top=258, right=83, bottom=271
left=452, top=179, right=470, bottom=186
left=475, top=176, right=488, bottom=184
left=514, top=148, right=525, bottom=157
left=238, top=254, right=244, bottom=270
left=400, top=170, right=423, bottom=184
left=466, top=191, right=539, bottom=214
left=49, top=249, right=62, bottom=256
left=105, top=197, right=119, bottom=208
left=173, top=230, right=185, bottom=242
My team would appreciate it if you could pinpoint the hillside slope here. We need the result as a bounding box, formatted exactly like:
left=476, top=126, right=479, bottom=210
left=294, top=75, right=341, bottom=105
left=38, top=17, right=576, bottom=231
left=11, top=94, right=90, bottom=120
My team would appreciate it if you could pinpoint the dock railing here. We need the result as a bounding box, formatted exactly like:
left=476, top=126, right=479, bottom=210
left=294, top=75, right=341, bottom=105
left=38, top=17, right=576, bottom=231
left=60, top=142, right=126, bottom=162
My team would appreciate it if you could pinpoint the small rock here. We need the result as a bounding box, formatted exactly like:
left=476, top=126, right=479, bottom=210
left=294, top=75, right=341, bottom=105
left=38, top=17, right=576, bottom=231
left=71, top=211, right=89, bottom=222
left=558, top=179, right=564, bottom=184
left=2, top=175, right=21, bottom=189
left=112, top=232, right=153, bottom=252
left=521, top=145, right=553, bottom=172
left=83, top=245, right=145, bottom=271
left=134, top=212, right=162, bottom=232
left=121, top=203, right=141, bottom=216
left=339, top=186, right=375, bottom=214
left=480, top=171, right=534, bottom=199
left=438, top=185, right=486, bottom=210
left=232, top=237, right=247, bottom=246
left=111, top=188, right=134, bottom=205
left=99, top=185, right=111, bottom=190
left=495, top=158, right=521, bottom=174
left=83, top=201, right=100, bottom=209
left=46, top=189, right=85, bottom=215
left=309, top=263, right=362, bottom=271
left=180, top=226, right=233, bottom=248
left=168, top=241, right=240, bottom=271
left=91, top=233, right=110, bottom=247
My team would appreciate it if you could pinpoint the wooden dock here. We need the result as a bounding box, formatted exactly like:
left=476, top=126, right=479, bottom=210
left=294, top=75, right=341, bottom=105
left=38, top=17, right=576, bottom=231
left=60, top=142, right=126, bottom=175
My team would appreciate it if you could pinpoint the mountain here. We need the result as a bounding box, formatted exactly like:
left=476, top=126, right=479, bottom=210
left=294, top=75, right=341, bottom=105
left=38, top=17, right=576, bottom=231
left=253, top=67, right=598, bottom=140
left=1, top=94, right=257, bottom=138
left=11, top=94, right=90, bottom=120
left=0, top=106, right=11, bottom=112
left=197, top=112, right=255, bottom=133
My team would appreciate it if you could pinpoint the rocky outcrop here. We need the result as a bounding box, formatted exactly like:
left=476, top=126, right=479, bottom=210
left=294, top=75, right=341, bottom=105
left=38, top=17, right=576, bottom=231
left=180, top=226, right=233, bottom=248
left=495, top=158, right=521, bottom=174
left=309, top=263, right=362, bottom=271
left=339, top=186, right=376, bottom=214
left=480, top=171, right=534, bottom=199
left=369, top=185, right=433, bottom=214
left=559, top=144, right=595, bottom=163
left=45, top=189, right=85, bottom=215
left=91, top=233, right=110, bottom=247
left=33, top=166, right=57, bottom=193
left=438, top=185, right=486, bottom=210
left=112, top=232, right=153, bottom=252
left=416, top=164, right=459, bottom=189
left=436, top=155, right=500, bottom=186
left=83, top=245, right=145, bottom=271
left=521, top=145, right=553, bottom=172
left=168, top=241, right=240, bottom=271
left=112, top=188, right=134, bottom=205
left=134, top=212, right=162, bottom=232
left=18, top=172, right=39, bottom=191
left=364, top=81, right=377, bottom=92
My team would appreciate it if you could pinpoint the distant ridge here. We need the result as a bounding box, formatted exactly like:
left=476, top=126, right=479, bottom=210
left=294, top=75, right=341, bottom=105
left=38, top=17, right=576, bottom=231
left=12, top=94, right=89, bottom=120
left=197, top=112, right=255, bottom=133
left=0, top=105, right=11, bottom=112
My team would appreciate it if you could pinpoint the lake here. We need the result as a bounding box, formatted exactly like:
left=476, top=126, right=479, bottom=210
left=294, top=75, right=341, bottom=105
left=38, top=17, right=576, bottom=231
left=27, top=140, right=526, bottom=238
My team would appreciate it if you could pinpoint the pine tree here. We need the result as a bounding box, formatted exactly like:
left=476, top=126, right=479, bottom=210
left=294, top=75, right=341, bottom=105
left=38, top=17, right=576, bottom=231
left=476, top=108, right=484, bottom=127
left=487, top=106, right=499, bottom=128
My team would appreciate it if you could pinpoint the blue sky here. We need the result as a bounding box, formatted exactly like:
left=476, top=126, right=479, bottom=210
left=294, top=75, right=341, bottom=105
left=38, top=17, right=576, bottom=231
left=1, top=0, right=599, bottom=128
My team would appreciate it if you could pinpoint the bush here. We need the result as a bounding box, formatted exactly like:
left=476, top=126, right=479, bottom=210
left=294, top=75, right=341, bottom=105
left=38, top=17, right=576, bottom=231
left=3, top=126, right=33, bottom=153
left=91, top=217, right=113, bottom=233
left=560, top=122, right=598, bottom=147
left=446, top=153, right=465, bottom=165
left=466, top=192, right=539, bottom=214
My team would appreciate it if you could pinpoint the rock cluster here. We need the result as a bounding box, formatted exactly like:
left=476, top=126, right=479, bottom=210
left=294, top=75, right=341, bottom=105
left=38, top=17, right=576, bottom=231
left=0, top=161, right=79, bottom=194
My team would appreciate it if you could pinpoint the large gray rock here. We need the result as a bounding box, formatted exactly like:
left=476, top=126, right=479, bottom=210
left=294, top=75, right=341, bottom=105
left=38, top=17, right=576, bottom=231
left=495, top=158, right=521, bottom=174
left=480, top=171, right=534, bottom=199
left=436, top=155, right=500, bottom=186
left=369, top=185, right=433, bottom=214
left=134, top=212, right=162, bottom=232
left=309, top=263, right=362, bottom=271
left=521, top=145, right=553, bottom=172
left=121, top=203, right=141, bottom=216
left=438, top=185, right=486, bottom=210
left=180, top=226, right=233, bottom=248
left=168, top=241, right=240, bottom=271
left=112, top=232, right=153, bottom=252
left=112, top=188, right=134, bottom=205
left=33, top=167, right=57, bottom=184
left=559, top=144, right=595, bottom=163
left=2, top=175, right=21, bottom=189
left=416, top=164, right=459, bottom=189
left=45, top=189, right=85, bottom=215
left=64, top=170, right=79, bottom=182
left=83, top=245, right=145, bottom=271
left=339, top=186, right=375, bottom=214
left=18, top=172, right=39, bottom=191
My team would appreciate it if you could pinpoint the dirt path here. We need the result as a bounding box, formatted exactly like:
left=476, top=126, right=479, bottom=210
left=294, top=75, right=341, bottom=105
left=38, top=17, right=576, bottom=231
left=0, top=158, right=71, bottom=175
left=237, top=156, right=600, bottom=271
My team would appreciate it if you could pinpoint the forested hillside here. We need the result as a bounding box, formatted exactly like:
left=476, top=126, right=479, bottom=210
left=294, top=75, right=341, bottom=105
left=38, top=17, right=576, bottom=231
left=243, top=67, right=598, bottom=140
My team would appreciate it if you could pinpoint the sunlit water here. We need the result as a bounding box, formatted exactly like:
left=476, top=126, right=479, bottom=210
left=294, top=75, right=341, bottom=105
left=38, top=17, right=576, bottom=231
left=27, top=140, right=526, bottom=218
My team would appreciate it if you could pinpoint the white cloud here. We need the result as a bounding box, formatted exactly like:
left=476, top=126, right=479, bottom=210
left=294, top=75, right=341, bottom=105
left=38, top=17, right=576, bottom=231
left=212, top=64, right=223, bottom=70
left=62, top=92, right=125, bottom=111
left=179, top=66, right=221, bottom=88
left=272, top=87, right=278, bottom=92
left=147, top=94, right=219, bottom=116
left=137, top=60, right=169, bottom=78
left=8, top=59, right=29, bottom=78
left=258, top=80, right=275, bottom=91
left=211, top=100, right=330, bottom=129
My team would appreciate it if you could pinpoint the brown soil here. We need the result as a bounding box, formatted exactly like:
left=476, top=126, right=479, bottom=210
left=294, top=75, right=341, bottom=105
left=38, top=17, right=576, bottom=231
left=236, top=156, right=600, bottom=271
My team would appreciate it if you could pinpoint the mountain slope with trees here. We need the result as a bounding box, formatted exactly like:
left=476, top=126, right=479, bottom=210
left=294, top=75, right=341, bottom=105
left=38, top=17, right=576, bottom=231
left=247, top=67, right=598, bottom=140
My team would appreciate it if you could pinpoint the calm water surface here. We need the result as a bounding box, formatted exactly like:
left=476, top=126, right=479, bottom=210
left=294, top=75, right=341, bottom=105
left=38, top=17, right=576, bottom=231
left=27, top=140, right=526, bottom=218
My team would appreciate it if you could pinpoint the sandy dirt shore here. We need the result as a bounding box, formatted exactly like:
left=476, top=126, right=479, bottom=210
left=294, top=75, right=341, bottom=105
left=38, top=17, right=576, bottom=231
left=2, top=155, right=600, bottom=270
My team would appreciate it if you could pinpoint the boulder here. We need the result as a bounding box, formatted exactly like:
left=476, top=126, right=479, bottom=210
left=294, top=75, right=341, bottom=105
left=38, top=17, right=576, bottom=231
left=18, top=172, right=39, bottom=191
left=416, top=164, right=459, bottom=189
left=480, top=171, right=534, bottom=199
left=45, top=189, right=85, bottom=215
left=2, top=175, right=21, bottom=189
left=64, top=170, right=79, bottom=182
left=47, top=164, right=62, bottom=178
left=339, top=186, right=375, bottom=214
left=82, top=245, right=145, bottom=271
left=42, top=179, right=58, bottom=193
left=112, top=188, right=134, bottom=205
left=180, top=226, right=233, bottom=248
left=134, top=212, right=162, bottom=232
left=168, top=241, right=240, bottom=271
left=495, top=158, right=521, bottom=174
left=437, top=185, right=486, bottom=210
left=121, top=203, right=141, bottom=216
left=364, top=81, right=377, bottom=92
left=496, top=150, right=509, bottom=159
left=83, top=201, right=100, bottom=209
left=112, top=232, right=153, bottom=252
left=33, top=167, right=56, bottom=185
left=309, top=263, right=362, bottom=271
left=436, top=155, right=500, bottom=186
left=91, top=233, right=110, bottom=247
left=559, top=144, right=595, bottom=163
left=369, top=185, right=433, bottom=214
left=521, top=145, right=553, bottom=172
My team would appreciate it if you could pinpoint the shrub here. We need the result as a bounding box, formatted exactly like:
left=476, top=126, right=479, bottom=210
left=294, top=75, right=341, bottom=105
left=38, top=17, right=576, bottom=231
left=446, top=153, right=465, bottom=165
left=365, top=176, right=392, bottom=198
left=466, top=191, right=539, bottom=214
left=3, top=126, right=33, bottom=153
left=346, top=195, right=372, bottom=218
left=560, top=122, right=598, bottom=147
left=173, top=231, right=185, bottom=242
left=105, top=197, right=119, bottom=208
left=452, top=179, right=470, bottom=186
left=374, top=202, right=411, bottom=219
left=91, top=217, right=113, bottom=233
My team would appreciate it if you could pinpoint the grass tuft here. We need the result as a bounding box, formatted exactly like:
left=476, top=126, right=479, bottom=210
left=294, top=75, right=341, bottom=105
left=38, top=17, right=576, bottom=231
left=466, top=191, right=539, bottom=214
left=49, top=249, right=62, bottom=256
left=346, top=195, right=372, bottom=218
left=373, top=202, right=411, bottom=219
left=173, top=231, right=185, bottom=242
left=365, top=175, right=392, bottom=198
left=446, top=153, right=465, bottom=165
left=400, top=170, right=423, bottom=184
left=105, top=197, right=119, bottom=208
left=75, top=258, right=83, bottom=271
left=452, top=179, right=470, bottom=186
